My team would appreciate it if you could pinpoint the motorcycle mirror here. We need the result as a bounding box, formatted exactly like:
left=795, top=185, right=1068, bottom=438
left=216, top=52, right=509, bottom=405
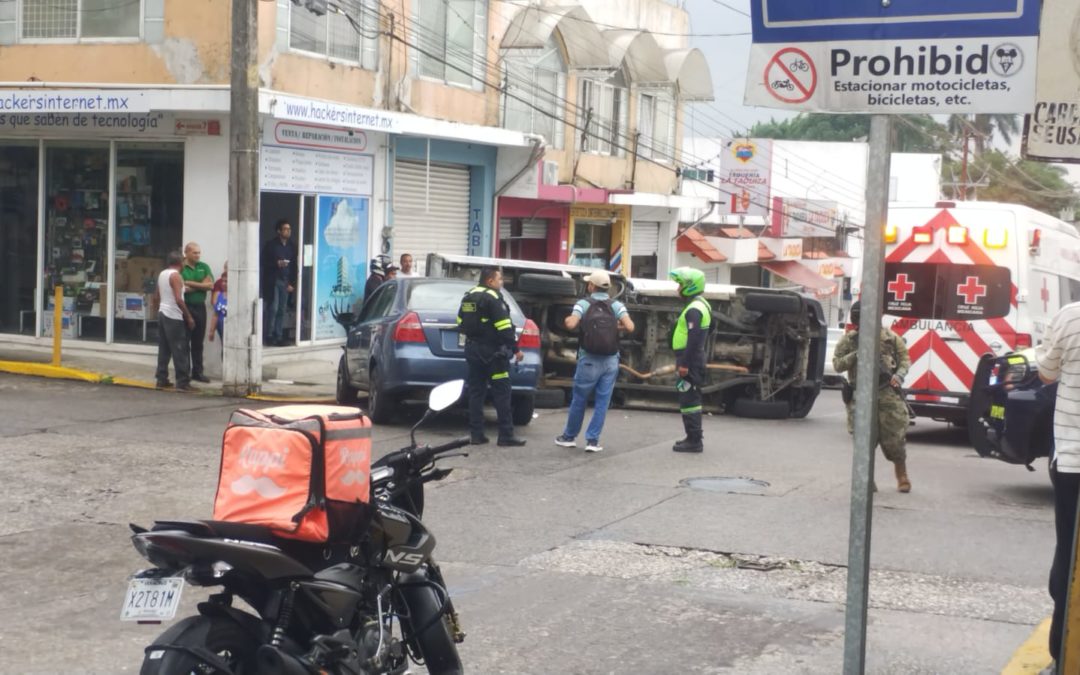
left=429, top=379, right=465, bottom=412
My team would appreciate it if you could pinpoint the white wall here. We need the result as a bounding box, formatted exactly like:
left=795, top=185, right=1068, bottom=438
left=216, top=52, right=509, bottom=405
left=182, top=129, right=230, bottom=278
left=890, top=153, right=942, bottom=202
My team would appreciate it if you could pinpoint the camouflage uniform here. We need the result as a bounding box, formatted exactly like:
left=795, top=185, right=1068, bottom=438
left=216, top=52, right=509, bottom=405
left=832, top=327, right=911, bottom=463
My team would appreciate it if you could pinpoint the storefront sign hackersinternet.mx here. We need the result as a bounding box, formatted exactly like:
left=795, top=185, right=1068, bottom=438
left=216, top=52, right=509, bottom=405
left=0, top=90, right=149, bottom=113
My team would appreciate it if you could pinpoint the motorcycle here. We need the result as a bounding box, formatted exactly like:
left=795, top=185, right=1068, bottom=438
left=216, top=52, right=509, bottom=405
left=122, top=379, right=471, bottom=674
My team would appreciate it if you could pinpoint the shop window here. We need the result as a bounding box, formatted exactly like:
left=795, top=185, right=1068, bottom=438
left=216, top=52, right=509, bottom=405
left=501, top=35, right=566, bottom=149
left=414, top=0, right=487, bottom=88
left=579, top=70, right=628, bottom=157
left=43, top=144, right=110, bottom=340
left=112, top=144, right=184, bottom=344
left=630, top=254, right=657, bottom=279
left=638, top=90, right=677, bottom=163
left=290, top=0, right=379, bottom=69
left=0, top=143, right=39, bottom=335
left=498, top=217, right=547, bottom=262
left=21, top=0, right=141, bottom=40
left=571, top=220, right=611, bottom=269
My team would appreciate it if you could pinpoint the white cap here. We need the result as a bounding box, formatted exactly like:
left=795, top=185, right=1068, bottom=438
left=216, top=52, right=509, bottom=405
left=585, top=270, right=611, bottom=289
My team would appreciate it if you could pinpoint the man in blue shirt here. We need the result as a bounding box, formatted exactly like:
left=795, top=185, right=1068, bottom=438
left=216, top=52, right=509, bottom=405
left=555, top=270, right=634, bottom=452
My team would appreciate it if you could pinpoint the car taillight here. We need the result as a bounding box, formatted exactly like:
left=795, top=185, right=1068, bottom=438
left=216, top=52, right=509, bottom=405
left=393, top=312, right=426, bottom=343
left=519, top=319, right=541, bottom=349
left=1015, top=333, right=1032, bottom=349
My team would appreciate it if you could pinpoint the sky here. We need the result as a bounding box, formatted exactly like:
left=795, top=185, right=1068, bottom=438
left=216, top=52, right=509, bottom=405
left=680, top=0, right=1080, bottom=190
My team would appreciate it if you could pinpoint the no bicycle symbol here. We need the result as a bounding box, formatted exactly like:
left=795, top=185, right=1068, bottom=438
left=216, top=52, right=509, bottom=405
left=765, top=47, right=817, bottom=103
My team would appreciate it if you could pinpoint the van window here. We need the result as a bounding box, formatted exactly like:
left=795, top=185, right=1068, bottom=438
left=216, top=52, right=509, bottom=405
left=884, top=262, right=1011, bottom=320
left=1060, top=277, right=1080, bottom=305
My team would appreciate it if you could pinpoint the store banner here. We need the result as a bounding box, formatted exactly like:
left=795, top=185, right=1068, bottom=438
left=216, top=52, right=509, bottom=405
left=1022, top=0, right=1080, bottom=163
left=720, top=139, right=772, bottom=218
left=261, top=119, right=374, bottom=196
left=769, top=197, right=839, bottom=237
left=0, top=111, right=173, bottom=136
left=314, top=196, right=370, bottom=340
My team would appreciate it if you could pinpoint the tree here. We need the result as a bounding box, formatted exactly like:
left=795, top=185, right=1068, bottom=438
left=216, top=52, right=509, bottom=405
left=946, top=114, right=1020, bottom=154
left=943, top=150, right=1079, bottom=215
left=749, top=113, right=951, bottom=154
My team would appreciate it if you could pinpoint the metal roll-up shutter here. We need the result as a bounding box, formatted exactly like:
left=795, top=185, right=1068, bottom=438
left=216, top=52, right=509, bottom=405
left=393, top=160, right=471, bottom=274
left=631, top=221, right=660, bottom=257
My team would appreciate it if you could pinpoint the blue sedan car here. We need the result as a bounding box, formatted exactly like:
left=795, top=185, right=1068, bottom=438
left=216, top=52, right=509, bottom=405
left=968, top=350, right=1056, bottom=468
left=335, top=277, right=542, bottom=425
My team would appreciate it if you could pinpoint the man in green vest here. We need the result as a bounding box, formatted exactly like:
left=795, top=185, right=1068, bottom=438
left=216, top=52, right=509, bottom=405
left=670, top=267, right=711, bottom=453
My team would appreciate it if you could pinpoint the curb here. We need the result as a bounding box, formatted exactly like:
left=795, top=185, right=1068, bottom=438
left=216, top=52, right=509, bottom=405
left=0, top=359, right=336, bottom=403
left=1002, top=618, right=1052, bottom=674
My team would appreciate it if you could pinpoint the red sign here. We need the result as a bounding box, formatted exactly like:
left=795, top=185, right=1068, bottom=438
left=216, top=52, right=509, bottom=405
left=763, top=48, right=817, bottom=104
left=957, top=276, right=987, bottom=305
left=888, top=273, right=916, bottom=302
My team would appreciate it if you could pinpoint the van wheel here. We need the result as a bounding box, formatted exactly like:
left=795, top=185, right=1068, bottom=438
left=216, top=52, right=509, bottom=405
left=337, top=356, right=359, bottom=406
left=743, top=292, right=803, bottom=315
left=367, top=365, right=394, bottom=424
left=512, top=393, right=535, bottom=426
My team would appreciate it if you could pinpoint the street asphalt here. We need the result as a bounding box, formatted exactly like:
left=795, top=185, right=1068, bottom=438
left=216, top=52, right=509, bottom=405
left=0, top=373, right=1055, bottom=673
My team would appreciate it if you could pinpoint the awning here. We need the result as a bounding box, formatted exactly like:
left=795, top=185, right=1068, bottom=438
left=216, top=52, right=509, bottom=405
left=603, top=30, right=668, bottom=83
left=664, top=48, right=714, bottom=101
left=720, top=227, right=757, bottom=239
left=677, top=228, right=727, bottom=263
left=501, top=6, right=612, bottom=68
left=757, top=242, right=775, bottom=261
left=760, top=260, right=837, bottom=292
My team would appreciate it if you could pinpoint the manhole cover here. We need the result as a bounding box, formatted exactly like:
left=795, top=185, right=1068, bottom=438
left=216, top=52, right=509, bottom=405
left=680, top=476, right=770, bottom=495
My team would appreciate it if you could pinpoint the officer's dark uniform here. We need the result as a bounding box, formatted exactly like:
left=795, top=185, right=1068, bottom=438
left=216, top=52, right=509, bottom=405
left=457, top=284, right=518, bottom=443
left=673, top=294, right=711, bottom=452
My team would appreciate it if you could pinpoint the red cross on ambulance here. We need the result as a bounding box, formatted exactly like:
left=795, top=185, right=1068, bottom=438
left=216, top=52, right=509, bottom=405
left=888, top=273, right=915, bottom=302
left=957, top=276, right=987, bottom=305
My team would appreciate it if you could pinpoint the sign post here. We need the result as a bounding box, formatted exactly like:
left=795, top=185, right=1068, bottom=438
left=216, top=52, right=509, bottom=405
left=746, top=2, right=1041, bottom=672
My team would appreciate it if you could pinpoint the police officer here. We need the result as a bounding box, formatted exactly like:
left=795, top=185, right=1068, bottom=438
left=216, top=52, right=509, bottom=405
left=832, top=300, right=912, bottom=492
left=670, top=267, right=711, bottom=453
left=457, top=266, right=526, bottom=447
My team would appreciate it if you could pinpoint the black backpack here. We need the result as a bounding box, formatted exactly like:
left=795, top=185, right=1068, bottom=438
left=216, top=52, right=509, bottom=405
left=580, top=298, right=620, bottom=355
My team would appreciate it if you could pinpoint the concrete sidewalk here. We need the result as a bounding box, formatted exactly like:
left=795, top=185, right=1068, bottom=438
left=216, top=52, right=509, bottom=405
left=0, top=341, right=337, bottom=401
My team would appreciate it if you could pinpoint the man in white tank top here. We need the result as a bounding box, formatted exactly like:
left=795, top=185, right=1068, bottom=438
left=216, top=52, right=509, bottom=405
left=155, top=250, right=196, bottom=390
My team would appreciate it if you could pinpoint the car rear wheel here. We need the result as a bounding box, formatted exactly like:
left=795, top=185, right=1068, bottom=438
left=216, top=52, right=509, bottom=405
left=337, top=355, right=359, bottom=406
left=367, top=365, right=395, bottom=424
left=512, top=392, right=535, bottom=426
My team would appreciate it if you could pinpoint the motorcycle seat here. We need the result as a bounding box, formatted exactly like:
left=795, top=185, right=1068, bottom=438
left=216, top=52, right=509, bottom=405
left=152, top=519, right=280, bottom=545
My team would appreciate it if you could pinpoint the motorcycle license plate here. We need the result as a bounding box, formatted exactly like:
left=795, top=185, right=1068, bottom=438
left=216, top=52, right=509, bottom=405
left=457, top=333, right=466, bottom=347
left=120, top=577, right=184, bottom=622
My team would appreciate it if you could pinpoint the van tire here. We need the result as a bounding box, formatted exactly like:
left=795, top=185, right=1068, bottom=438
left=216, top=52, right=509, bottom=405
left=743, top=292, right=803, bottom=315
left=512, top=393, right=535, bottom=426
left=731, top=397, right=792, bottom=419
left=516, top=273, right=578, bottom=297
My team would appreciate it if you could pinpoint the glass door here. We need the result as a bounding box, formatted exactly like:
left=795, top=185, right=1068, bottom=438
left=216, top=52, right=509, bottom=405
left=113, top=143, right=184, bottom=344
left=299, top=195, right=315, bottom=343
left=570, top=219, right=612, bottom=269
left=43, top=143, right=110, bottom=341
left=0, top=142, right=39, bottom=334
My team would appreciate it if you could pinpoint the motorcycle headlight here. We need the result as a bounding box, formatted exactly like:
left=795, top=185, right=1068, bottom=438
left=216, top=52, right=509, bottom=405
left=1002, top=354, right=1032, bottom=385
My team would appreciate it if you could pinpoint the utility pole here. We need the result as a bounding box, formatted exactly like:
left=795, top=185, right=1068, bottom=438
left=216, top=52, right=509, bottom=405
left=959, top=129, right=971, bottom=200
left=223, top=0, right=261, bottom=396
left=842, top=113, right=892, bottom=675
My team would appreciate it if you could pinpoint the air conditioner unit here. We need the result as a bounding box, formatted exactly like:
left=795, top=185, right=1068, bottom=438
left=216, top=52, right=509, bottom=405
left=542, top=160, right=559, bottom=186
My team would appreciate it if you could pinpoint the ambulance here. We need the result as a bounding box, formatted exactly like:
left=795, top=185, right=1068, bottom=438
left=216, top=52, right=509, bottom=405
left=881, top=201, right=1080, bottom=424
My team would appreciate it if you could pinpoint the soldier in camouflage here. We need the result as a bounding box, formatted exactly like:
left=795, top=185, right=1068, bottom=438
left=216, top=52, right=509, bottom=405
left=832, top=301, right=913, bottom=493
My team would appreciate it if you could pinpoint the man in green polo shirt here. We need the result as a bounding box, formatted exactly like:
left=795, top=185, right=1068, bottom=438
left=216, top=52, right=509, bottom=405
left=181, top=242, right=214, bottom=383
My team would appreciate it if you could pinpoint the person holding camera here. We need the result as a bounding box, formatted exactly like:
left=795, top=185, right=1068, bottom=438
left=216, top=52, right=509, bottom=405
left=832, top=300, right=912, bottom=493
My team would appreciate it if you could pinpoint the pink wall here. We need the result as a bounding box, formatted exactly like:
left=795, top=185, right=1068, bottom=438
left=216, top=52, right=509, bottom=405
left=497, top=198, right=570, bottom=264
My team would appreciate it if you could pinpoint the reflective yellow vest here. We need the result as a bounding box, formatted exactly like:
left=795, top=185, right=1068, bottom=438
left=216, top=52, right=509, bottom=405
left=671, top=296, right=712, bottom=350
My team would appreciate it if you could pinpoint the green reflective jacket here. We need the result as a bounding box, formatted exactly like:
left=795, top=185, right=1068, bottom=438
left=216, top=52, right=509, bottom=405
left=672, top=295, right=712, bottom=351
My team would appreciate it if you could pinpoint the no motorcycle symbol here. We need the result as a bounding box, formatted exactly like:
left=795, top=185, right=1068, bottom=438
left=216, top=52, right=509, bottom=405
left=765, top=47, right=817, bottom=104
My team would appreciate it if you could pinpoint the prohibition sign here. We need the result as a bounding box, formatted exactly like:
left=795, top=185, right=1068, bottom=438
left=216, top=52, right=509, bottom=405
left=764, top=47, right=817, bottom=104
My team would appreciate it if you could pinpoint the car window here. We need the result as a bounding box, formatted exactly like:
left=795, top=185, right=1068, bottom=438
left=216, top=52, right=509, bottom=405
left=406, top=281, right=524, bottom=326
left=358, top=284, right=396, bottom=323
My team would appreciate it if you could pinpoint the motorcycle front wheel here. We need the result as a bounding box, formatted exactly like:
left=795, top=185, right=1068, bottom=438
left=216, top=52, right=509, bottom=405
left=400, top=581, right=463, bottom=675
left=139, top=614, right=260, bottom=674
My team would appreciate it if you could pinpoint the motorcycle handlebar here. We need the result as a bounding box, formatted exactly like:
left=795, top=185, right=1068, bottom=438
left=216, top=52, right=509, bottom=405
left=410, top=437, right=471, bottom=470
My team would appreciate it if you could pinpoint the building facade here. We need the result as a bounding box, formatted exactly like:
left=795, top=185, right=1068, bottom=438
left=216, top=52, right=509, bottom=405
left=0, top=0, right=710, bottom=361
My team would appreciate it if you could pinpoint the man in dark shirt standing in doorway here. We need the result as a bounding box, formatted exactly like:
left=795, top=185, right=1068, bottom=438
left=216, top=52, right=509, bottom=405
left=261, top=219, right=298, bottom=346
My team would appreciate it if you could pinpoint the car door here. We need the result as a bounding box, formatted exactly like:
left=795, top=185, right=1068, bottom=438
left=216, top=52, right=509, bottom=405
left=349, top=285, right=396, bottom=386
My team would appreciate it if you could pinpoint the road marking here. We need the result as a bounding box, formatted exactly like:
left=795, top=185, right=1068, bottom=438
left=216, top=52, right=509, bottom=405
left=1001, top=617, right=1051, bottom=675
